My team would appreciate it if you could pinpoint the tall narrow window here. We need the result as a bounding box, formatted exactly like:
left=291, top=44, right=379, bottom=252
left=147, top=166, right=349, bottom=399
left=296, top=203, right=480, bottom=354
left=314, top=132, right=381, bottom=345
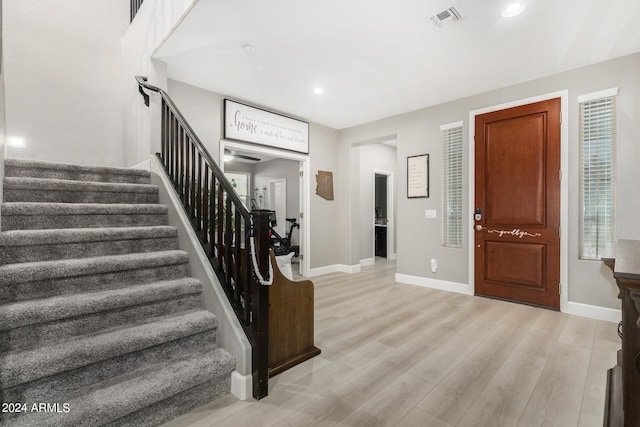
left=442, top=121, right=463, bottom=248
left=579, top=88, right=618, bottom=259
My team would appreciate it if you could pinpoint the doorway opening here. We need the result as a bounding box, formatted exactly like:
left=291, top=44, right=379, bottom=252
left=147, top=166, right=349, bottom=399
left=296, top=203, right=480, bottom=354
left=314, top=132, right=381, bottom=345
left=220, top=140, right=310, bottom=277
left=350, top=136, right=397, bottom=267
left=374, top=171, right=394, bottom=260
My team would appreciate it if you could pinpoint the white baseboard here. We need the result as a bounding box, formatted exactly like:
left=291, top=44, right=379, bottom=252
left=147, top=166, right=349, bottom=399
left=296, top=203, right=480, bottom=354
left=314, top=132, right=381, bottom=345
left=395, top=273, right=473, bottom=296
left=397, top=272, right=621, bottom=323
left=308, top=264, right=338, bottom=277
left=230, top=371, right=251, bottom=400
left=388, top=253, right=397, bottom=260
left=565, top=302, right=621, bottom=323
left=308, top=263, right=361, bottom=277
left=338, top=264, right=361, bottom=274
left=360, top=258, right=375, bottom=267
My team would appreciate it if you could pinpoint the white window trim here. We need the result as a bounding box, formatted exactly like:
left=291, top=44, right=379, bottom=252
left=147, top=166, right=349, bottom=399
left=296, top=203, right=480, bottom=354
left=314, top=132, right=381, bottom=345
left=577, top=87, right=619, bottom=103
left=440, top=120, right=464, bottom=131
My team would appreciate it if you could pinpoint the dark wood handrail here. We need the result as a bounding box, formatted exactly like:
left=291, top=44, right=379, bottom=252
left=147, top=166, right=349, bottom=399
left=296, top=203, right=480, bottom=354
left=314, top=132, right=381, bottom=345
left=136, top=75, right=271, bottom=400
left=134, top=77, right=248, bottom=212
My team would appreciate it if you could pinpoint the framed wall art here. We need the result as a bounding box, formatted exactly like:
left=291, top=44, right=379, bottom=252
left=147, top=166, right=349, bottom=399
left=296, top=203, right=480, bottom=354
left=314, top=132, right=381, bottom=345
left=407, top=154, right=429, bottom=198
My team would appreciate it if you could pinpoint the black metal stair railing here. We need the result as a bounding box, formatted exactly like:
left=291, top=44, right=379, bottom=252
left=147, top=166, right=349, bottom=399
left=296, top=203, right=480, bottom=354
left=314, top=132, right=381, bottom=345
left=135, top=76, right=271, bottom=400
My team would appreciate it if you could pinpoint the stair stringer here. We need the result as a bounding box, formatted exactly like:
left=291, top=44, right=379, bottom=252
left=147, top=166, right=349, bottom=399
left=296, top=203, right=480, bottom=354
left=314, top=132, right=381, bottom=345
left=149, top=155, right=253, bottom=400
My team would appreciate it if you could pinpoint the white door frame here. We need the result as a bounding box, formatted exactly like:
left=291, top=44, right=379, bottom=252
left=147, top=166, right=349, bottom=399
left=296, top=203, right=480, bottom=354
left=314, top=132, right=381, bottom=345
left=373, top=170, right=395, bottom=260
left=220, top=140, right=311, bottom=277
left=467, top=90, right=569, bottom=311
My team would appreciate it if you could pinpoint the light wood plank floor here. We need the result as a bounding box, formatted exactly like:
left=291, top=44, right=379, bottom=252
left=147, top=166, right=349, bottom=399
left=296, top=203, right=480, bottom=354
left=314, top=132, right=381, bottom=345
left=163, top=258, right=619, bottom=427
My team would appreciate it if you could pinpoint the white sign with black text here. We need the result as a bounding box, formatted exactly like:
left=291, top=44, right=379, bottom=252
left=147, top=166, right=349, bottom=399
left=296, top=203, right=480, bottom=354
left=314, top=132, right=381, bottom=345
left=224, top=100, right=309, bottom=154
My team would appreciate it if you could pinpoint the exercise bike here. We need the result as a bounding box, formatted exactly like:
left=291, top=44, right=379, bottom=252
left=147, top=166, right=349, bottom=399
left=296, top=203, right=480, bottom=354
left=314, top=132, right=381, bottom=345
left=269, top=217, right=300, bottom=258
left=251, top=208, right=300, bottom=258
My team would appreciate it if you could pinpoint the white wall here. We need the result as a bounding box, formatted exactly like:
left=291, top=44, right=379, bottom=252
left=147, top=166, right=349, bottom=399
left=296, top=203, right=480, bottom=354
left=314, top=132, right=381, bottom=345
left=3, top=0, right=128, bottom=166
left=339, top=52, right=640, bottom=311
left=355, top=143, right=397, bottom=261
left=165, top=79, right=222, bottom=163
left=122, top=0, right=197, bottom=167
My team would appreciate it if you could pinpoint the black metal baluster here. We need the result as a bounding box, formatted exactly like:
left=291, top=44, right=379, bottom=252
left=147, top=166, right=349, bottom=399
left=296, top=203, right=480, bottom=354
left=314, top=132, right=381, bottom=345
left=180, top=131, right=189, bottom=203
left=179, top=127, right=185, bottom=201
left=173, top=114, right=178, bottom=186
left=210, top=174, right=217, bottom=258
left=225, top=196, right=233, bottom=293
left=169, top=112, right=174, bottom=182
left=234, top=207, right=242, bottom=309
left=190, top=141, right=196, bottom=219
left=165, top=103, right=170, bottom=170
left=167, top=108, right=172, bottom=176
left=196, top=153, right=203, bottom=232
left=202, top=164, right=209, bottom=244
left=160, top=101, right=166, bottom=165
left=217, top=182, right=224, bottom=272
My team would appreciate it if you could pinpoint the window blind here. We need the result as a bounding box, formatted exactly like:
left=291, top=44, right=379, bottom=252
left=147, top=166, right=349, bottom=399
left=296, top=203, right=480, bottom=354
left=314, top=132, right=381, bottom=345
left=442, top=125, right=463, bottom=248
left=579, top=95, right=616, bottom=259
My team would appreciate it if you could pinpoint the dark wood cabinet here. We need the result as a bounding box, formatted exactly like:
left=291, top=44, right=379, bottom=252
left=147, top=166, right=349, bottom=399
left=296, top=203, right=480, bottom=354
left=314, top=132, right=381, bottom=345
left=603, top=240, right=640, bottom=427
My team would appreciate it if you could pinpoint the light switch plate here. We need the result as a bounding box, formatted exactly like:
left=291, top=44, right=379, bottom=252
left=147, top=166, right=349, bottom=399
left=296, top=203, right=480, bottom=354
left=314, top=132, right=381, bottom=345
left=424, top=209, right=437, bottom=219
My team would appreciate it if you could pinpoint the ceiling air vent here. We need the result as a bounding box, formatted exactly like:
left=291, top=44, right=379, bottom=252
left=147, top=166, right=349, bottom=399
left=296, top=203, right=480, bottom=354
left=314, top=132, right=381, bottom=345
left=430, top=7, right=463, bottom=29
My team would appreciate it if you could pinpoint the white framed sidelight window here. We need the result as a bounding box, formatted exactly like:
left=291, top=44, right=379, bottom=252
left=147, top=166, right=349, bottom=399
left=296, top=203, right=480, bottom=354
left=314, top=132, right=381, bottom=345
left=578, top=88, right=618, bottom=260
left=441, top=121, right=463, bottom=248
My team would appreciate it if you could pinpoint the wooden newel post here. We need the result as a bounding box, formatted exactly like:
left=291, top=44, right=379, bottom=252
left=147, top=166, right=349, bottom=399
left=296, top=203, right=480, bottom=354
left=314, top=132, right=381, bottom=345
left=251, top=211, right=271, bottom=400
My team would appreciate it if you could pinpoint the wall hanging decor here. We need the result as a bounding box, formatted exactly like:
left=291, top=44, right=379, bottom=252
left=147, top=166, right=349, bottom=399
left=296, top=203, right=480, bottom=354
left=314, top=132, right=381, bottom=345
left=224, top=99, right=309, bottom=154
left=316, top=171, right=334, bottom=201
left=407, top=154, right=429, bottom=198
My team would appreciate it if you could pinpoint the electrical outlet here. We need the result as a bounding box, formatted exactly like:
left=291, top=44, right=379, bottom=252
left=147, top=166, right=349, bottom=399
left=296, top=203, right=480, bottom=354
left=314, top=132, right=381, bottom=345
left=425, top=209, right=437, bottom=219
left=431, top=258, right=437, bottom=273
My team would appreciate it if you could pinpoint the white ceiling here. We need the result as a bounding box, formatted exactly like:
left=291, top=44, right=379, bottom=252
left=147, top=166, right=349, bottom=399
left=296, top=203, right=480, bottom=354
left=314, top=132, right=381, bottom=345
left=155, top=0, right=640, bottom=130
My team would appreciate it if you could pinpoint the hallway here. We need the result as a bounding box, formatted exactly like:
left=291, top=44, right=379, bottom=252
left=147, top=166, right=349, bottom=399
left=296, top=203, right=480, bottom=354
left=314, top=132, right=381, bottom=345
left=165, top=259, right=617, bottom=426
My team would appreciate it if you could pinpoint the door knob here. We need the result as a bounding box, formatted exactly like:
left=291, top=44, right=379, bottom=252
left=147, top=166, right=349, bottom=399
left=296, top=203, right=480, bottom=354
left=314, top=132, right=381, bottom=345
left=475, top=225, right=483, bottom=231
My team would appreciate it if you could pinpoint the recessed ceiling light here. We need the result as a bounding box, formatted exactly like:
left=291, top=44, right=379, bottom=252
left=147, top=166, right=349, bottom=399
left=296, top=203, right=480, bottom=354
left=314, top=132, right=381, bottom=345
left=224, top=155, right=235, bottom=162
left=243, top=44, right=256, bottom=55
left=313, top=87, right=325, bottom=95
left=501, top=3, right=526, bottom=18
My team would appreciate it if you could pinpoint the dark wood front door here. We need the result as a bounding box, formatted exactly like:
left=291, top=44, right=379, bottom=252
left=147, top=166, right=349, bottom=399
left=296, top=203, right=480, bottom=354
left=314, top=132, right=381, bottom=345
left=474, top=98, right=561, bottom=309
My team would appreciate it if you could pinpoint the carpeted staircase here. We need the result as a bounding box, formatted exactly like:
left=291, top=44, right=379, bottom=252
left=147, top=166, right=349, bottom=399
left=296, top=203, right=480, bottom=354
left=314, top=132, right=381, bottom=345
left=0, top=158, right=235, bottom=426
